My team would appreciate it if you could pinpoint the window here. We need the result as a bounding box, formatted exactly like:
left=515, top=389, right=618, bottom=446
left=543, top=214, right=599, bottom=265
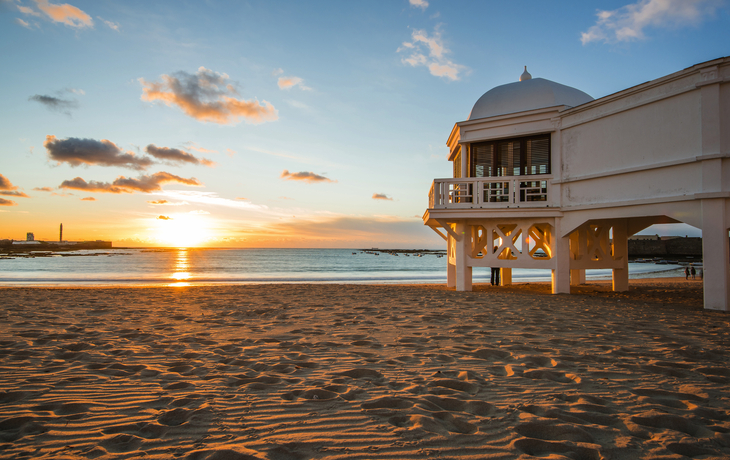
left=453, top=151, right=461, bottom=178
left=469, top=134, right=550, bottom=178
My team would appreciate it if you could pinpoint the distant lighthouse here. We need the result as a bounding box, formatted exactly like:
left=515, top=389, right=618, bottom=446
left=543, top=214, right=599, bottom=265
left=60, top=223, right=63, bottom=242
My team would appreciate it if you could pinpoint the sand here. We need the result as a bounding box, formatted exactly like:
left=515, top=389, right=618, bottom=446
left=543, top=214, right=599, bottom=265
left=1, top=280, right=728, bottom=459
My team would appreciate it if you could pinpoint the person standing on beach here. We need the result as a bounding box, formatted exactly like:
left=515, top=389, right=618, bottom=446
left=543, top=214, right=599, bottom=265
left=685, top=267, right=690, bottom=280
left=691, top=265, right=696, bottom=280
left=491, top=267, right=500, bottom=286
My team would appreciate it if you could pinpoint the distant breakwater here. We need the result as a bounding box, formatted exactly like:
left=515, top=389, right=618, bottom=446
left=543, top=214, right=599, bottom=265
left=629, top=237, right=702, bottom=258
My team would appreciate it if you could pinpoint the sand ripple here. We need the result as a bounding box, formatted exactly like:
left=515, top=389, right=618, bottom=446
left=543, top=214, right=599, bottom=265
left=0, top=283, right=729, bottom=459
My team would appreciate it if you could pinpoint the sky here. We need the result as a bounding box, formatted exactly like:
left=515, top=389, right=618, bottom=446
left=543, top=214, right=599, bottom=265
left=1, top=0, right=728, bottom=248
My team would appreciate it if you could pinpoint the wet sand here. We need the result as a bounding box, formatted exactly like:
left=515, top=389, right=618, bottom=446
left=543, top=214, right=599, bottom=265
left=1, top=280, right=728, bottom=459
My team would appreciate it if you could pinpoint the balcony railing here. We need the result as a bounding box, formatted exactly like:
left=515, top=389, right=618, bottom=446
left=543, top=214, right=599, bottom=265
left=428, top=176, right=551, bottom=209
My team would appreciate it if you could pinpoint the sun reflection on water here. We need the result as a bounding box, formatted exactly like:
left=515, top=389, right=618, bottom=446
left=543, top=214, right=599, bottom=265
left=170, top=248, right=193, bottom=287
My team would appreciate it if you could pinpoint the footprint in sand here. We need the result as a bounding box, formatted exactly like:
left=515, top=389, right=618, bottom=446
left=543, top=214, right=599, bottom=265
left=102, top=421, right=167, bottom=439
left=0, top=416, right=47, bottom=442
left=512, top=438, right=600, bottom=460
left=514, top=420, right=594, bottom=443
left=157, top=407, right=214, bottom=427
left=100, top=433, right=144, bottom=453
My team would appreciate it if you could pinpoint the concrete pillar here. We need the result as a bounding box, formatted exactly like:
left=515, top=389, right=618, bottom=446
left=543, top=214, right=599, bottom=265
left=612, top=220, right=629, bottom=292
left=460, top=144, right=469, bottom=178
left=570, top=269, right=585, bottom=286
left=552, top=218, right=571, bottom=294
left=500, top=268, right=512, bottom=286
left=446, top=233, right=456, bottom=288
left=568, top=229, right=584, bottom=286
left=701, top=199, right=729, bottom=311
left=455, top=222, right=472, bottom=291
left=447, top=261, right=456, bottom=288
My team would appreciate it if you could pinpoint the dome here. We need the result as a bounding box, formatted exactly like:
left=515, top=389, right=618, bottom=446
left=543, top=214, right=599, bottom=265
left=468, top=77, right=593, bottom=121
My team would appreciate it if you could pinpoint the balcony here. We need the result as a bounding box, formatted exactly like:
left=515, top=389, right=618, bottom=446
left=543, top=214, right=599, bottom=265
left=428, top=176, right=551, bottom=209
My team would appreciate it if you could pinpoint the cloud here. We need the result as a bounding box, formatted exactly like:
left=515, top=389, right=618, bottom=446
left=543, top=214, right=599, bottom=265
left=15, top=18, right=33, bottom=28
left=152, top=190, right=268, bottom=211
left=145, top=144, right=215, bottom=167
left=398, top=27, right=466, bottom=81
left=409, top=0, right=429, bottom=10
left=140, top=67, right=278, bottom=125
left=20, top=0, right=93, bottom=28
left=235, top=197, right=247, bottom=201
left=0, top=174, right=30, bottom=198
left=80, top=196, right=95, bottom=201
left=147, top=199, right=189, bottom=206
left=0, top=191, right=30, bottom=197
left=0, top=198, right=17, bottom=206
left=29, top=94, right=78, bottom=115
left=60, top=172, right=203, bottom=194
left=45, top=135, right=154, bottom=170
left=0, top=174, right=18, bottom=190
left=189, top=210, right=209, bottom=215
left=581, top=0, right=723, bottom=44
left=280, top=170, right=335, bottom=183
left=183, top=141, right=218, bottom=154
left=226, top=148, right=236, bottom=157
left=33, top=186, right=54, bottom=192
left=277, top=75, right=311, bottom=91
left=157, top=215, right=172, bottom=220
left=272, top=68, right=284, bottom=76
left=97, top=16, right=119, bottom=31
left=372, top=193, right=393, bottom=201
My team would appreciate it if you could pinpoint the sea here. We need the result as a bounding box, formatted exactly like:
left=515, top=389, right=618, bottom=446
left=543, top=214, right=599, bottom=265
left=0, top=248, right=685, bottom=286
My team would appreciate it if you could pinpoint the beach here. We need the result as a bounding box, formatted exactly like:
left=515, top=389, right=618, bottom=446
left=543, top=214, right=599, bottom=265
left=1, top=280, right=728, bottom=459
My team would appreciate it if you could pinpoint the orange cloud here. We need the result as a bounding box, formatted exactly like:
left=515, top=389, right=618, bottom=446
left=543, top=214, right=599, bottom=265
left=145, top=144, right=215, bottom=167
left=80, top=197, right=96, bottom=201
left=0, top=174, right=30, bottom=198
left=34, top=187, right=54, bottom=192
left=31, top=0, right=93, bottom=28
left=280, top=170, right=335, bottom=183
left=60, top=172, right=202, bottom=194
left=277, top=75, right=310, bottom=91
left=140, top=67, right=278, bottom=125
left=0, top=198, right=17, bottom=206
left=372, top=193, right=393, bottom=200
left=157, top=215, right=172, bottom=220
left=147, top=199, right=189, bottom=206
left=44, top=135, right=153, bottom=170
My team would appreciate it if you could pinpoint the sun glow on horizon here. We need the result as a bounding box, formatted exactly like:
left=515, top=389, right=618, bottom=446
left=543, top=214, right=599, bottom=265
left=153, top=214, right=214, bottom=248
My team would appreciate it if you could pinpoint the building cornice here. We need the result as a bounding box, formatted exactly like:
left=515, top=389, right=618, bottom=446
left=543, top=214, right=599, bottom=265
left=553, top=152, right=730, bottom=184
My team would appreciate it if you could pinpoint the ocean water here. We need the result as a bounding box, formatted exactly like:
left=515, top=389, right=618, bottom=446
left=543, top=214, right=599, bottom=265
left=0, top=248, right=682, bottom=286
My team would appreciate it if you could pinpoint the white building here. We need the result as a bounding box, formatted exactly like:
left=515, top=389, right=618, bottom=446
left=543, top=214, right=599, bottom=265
left=423, top=57, right=729, bottom=310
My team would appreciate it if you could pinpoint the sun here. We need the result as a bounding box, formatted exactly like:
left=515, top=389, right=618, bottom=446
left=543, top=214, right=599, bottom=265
left=154, top=214, right=213, bottom=247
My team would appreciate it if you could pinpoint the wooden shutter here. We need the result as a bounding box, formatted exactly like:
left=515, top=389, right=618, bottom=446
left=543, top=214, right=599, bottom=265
left=470, top=143, right=493, bottom=177
left=525, top=136, right=550, bottom=175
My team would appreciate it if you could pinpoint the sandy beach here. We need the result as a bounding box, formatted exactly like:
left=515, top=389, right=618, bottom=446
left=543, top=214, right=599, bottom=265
left=1, top=280, right=728, bottom=459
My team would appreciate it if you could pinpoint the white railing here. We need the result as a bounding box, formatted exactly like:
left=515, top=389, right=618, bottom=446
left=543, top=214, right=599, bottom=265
left=429, top=176, right=552, bottom=209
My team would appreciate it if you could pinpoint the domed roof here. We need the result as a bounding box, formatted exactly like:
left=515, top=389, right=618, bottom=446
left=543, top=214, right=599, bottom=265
left=468, top=77, right=594, bottom=121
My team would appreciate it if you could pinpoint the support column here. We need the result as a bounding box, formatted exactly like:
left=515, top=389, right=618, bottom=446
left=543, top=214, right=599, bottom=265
left=500, top=268, right=512, bottom=286
left=447, top=261, right=456, bottom=288
left=446, top=233, right=456, bottom=288
left=701, top=199, right=729, bottom=310
left=569, top=230, right=584, bottom=286
left=454, top=222, right=472, bottom=291
left=612, top=220, right=629, bottom=292
left=570, top=269, right=585, bottom=286
left=552, top=218, right=570, bottom=294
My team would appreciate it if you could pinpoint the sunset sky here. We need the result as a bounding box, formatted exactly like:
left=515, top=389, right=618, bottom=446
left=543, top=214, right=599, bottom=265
left=1, top=0, right=728, bottom=248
